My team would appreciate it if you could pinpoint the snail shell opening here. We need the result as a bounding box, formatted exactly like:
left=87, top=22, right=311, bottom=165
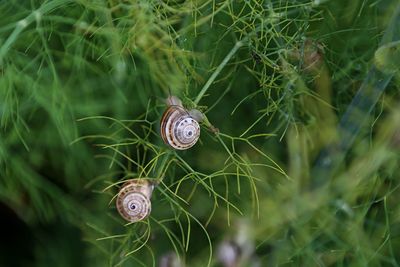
left=116, top=179, right=153, bottom=222
left=161, top=106, right=200, bottom=150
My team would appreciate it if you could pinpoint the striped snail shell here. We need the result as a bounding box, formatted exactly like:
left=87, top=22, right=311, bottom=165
left=116, top=179, right=155, bottom=222
left=160, top=97, right=201, bottom=150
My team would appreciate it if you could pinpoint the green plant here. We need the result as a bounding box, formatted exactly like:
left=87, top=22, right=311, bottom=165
left=0, top=0, right=399, bottom=266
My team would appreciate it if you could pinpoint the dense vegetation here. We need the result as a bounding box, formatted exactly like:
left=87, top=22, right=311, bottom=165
left=0, top=0, right=399, bottom=266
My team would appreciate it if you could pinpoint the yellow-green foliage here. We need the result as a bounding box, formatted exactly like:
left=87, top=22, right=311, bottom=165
left=0, top=0, right=399, bottom=266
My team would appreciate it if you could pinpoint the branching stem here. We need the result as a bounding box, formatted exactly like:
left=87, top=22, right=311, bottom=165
left=0, top=0, right=73, bottom=64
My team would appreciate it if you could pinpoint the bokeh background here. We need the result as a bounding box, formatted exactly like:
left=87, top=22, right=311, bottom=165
left=1, top=0, right=400, bottom=266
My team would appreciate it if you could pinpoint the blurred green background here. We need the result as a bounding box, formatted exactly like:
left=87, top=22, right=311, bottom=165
left=0, top=0, right=399, bottom=266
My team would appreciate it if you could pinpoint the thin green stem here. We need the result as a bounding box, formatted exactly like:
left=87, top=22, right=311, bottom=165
left=194, top=40, right=243, bottom=105
left=0, top=0, right=73, bottom=64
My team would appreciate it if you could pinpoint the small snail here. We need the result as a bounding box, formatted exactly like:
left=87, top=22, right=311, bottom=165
left=160, top=96, right=203, bottom=150
left=116, top=179, right=155, bottom=222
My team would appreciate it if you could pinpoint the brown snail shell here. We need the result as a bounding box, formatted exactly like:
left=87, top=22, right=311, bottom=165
left=116, top=179, right=155, bottom=222
left=160, top=98, right=201, bottom=150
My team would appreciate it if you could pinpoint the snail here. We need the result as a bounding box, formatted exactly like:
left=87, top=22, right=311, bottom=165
left=116, top=179, right=156, bottom=222
left=160, top=96, right=203, bottom=150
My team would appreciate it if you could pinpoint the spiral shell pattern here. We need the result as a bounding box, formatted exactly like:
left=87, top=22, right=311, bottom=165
left=116, top=179, right=154, bottom=222
left=160, top=106, right=200, bottom=150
